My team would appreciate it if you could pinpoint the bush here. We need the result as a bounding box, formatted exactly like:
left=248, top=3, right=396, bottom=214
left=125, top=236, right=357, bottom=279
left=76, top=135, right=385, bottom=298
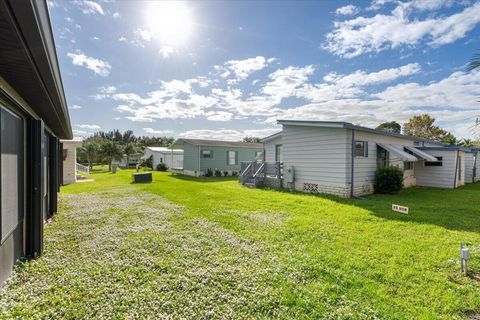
left=214, top=169, right=222, bottom=177
left=156, top=163, right=168, bottom=171
left=205, top=168, right=213, bottom=177
left=231, top=171, right=238, bottom=177
left=374, top=166, right=404, bottom=194
left=223, top=171, right=229, bottom=177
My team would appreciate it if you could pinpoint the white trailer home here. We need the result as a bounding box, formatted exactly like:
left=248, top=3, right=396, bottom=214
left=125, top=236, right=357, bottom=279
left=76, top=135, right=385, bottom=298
left=240, top=120, right=473, bottom=197
left=141, top=147, right=184, bottom=170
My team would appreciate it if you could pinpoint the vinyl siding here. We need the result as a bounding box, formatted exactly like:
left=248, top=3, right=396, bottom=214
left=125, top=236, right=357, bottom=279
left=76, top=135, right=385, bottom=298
left=351, top=131, right=418, bottom=195
left=415, top=150, right=464, bottom=188
left=62, top=141, right=78, bottom=185
left=282, top=125, right=350, bottom=188
left=264, top=135, right=282, bottom=162
left=200, top=146, right=262, bottom=172
left=183, top=143, right=199, bottom=172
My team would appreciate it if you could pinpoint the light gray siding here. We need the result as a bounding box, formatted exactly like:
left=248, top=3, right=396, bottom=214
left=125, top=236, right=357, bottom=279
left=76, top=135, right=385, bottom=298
left=282, top=125, right=350, bottom=195
left=351, top=131, right=418, bottom=196
left=264, top=135, right=282, bottom=162
left=415, top=150, right=464, bottom=188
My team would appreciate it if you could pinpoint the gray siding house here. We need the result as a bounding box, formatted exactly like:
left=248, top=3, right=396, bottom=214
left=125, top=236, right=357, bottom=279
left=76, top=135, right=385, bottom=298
left=0, top=0, right=72, bottom=286
left=242, top=120, right=475, bottom=197
left=170, top=139, right=263, bottom=176
left=465, top=149, right=479, bottom=183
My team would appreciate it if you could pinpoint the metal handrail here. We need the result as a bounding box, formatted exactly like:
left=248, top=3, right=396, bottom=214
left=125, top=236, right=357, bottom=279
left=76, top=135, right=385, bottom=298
left=253, top=162, right=265, bottom=178
left=240, top=162, right=252, bottom=176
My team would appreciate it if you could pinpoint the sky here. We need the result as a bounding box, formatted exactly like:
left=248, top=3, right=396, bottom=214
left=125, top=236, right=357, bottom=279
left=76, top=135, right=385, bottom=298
left=48, top=0, right=480, bottom=141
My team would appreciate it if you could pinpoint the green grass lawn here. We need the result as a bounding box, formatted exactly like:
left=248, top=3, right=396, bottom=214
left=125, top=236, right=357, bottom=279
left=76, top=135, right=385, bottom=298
left=1, top=169, right=480, bottom=319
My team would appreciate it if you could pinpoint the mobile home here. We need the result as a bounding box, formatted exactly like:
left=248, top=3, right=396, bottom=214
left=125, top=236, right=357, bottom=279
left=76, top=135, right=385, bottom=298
left=170, top=139, right=263, bottom=176
left=141, top=147, right=184, bottom=170
left=241, top=120, right=471, bottom=197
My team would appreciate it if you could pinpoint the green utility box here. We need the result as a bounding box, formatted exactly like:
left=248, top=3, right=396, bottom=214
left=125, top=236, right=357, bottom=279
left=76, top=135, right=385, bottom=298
left=132, top=172, right=152, bottom=183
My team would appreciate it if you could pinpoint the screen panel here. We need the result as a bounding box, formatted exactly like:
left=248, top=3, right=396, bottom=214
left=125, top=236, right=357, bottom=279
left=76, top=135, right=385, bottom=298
left=1, top=106, right=24, bottom=242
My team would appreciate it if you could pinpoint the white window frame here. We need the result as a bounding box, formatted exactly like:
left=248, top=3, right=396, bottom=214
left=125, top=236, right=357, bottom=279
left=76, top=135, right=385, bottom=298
left=227, top=150, right=237, bottom=165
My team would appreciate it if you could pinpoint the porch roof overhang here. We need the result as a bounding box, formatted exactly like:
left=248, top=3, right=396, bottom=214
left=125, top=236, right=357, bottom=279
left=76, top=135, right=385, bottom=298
left=404, top=146, right=439, bottom=162
left=377, top=143, right=418, bottom=162
left=0, top=0, right=72, bottom=138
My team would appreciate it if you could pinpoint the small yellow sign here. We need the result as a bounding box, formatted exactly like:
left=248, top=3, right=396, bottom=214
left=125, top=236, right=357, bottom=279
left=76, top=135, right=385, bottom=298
left=392, top=204, right=409, bottom=214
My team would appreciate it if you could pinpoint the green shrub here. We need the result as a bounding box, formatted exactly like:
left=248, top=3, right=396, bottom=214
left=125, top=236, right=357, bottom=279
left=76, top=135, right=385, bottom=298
left=374, top=166, right=404, bottom=194
left=223, top=171, right=229, bottom=177
left=156, top=163, right=168, bottom=171
left=205, top=168, right=213, bottom=177
left=214, top=169, right=222, bottom=177
left=231, top=171, right=238, bottom=177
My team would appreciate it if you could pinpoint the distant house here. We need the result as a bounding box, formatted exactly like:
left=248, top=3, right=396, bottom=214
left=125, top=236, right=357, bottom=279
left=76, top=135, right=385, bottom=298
left=241, top=120, right=477, bottom=197
left=0, top=1, right=72, bottom=286
left=170, top=139, right=263, bottom=176
left=115, top=153, right=143, bottom=168
left=61, top=139, right=84, bottom=184
left=141, top=147, right=183, bottom=170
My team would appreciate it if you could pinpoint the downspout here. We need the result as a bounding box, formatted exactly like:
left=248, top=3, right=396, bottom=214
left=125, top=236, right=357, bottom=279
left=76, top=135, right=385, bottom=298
left=473, top=152, right=478, bottom=183
left=453, top=149, right=459, bottom=189
left=350, top=129, right=355, bottom=198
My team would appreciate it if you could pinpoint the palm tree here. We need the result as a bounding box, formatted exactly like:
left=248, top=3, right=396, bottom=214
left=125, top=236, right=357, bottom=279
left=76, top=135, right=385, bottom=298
left=84, top=142, right=99, bottom=170
left=123, top=142, right=137, bottom=168
left=467, top=49, right=480, bottom=71
left=100, top=141, right=123, bottom=172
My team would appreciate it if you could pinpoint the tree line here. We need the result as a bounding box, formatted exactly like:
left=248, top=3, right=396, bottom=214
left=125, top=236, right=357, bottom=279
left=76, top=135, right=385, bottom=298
left=77, top=130, right=175, bottom=171
left=376, top=114, right=479, bottom=146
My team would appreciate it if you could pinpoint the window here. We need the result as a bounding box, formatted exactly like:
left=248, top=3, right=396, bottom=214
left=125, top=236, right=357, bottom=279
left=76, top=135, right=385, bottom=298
left=355, top=141, right=368, bottom=157
left=201, top=150, right=212, bottom=158
left=275, top=144, right=283, bottom=162
left=404, top=161, right=414, bottom=170
left=255, top=151, right=263, bottom=163
left=377, top=147, right=389, bottom=168
left=425, top=156, right=443, bottom=167
left=227, top=150, right=237, bottom=165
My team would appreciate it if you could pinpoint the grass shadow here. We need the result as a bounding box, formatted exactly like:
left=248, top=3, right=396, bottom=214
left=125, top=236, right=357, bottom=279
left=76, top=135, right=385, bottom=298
left=169, top=174, right=238, bottom=183
left=254, top=182, right=480, bottom=233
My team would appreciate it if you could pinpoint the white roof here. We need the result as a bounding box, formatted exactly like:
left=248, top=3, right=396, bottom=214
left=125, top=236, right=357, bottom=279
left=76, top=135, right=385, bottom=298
left=377, top=143, right=418, bottom=162
left=404, top=146, right=439, bottom=162
left=146, top=147, right=183, bottom=153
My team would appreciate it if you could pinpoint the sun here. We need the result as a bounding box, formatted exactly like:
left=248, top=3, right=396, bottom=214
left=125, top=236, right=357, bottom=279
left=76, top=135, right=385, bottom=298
left=145, top=1, right=193, bottom=46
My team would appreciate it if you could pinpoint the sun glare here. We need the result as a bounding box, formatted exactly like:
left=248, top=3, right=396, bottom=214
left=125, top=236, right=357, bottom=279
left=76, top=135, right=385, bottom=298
left=145, top=1, right=193, bottom=46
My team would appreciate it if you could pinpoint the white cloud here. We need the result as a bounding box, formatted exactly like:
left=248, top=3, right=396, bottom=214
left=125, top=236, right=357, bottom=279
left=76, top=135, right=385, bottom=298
left=225, top=56, right=268, bottom=79
left=135, top=28, right=152, bottom=42
left=205, top=111, right=234, bottom=122
left=143, top=128, right=174, bottom=136
left=90, top=36, right=100, bottom=41
left=67, top=51, right=111, bottom=76
left=69, top=104, right=82, bottom=110
left=112, top=12, right=120, bottom=18
left=179, top=128, right=279, bottom=141
left=159, top=46, right=174, bottom=58
left=336, top=5, right=359, bottom=15
left=73, top=0, right=104, bottom=15
left=118, top=36, right=127, bottom=42
left=266, top=69, right=480, bottom=138
left=324, top=2, right=480, bottom=58
left=77, top=124, right=100, bottom=130
left=99, top=85, right=117, bottom=94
